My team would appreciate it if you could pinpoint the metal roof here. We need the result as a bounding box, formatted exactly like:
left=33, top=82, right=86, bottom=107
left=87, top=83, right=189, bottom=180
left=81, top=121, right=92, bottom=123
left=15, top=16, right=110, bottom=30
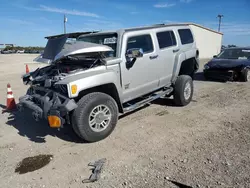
left=123, top=23, right=223, bottom=35
left=223, top=47, right=250, bottom=50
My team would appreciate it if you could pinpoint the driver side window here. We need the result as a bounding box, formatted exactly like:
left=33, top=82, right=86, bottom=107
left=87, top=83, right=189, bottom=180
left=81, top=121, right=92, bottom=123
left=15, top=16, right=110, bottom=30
left=126, top=34, right=154, bottom=54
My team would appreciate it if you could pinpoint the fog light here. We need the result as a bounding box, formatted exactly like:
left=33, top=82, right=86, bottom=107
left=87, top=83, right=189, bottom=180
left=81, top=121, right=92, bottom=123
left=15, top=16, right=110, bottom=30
left=48, top=116, right=61, bottom=128
left=71, top=85, right=77, bottom=94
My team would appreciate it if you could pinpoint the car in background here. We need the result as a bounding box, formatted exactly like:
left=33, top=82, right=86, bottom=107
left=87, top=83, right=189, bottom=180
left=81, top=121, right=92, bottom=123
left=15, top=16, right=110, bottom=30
left=16, top=50, right=25, bottom=53
left=1, top=50, right=13, bottom=54
left=203, top=47, right=250, bottom=82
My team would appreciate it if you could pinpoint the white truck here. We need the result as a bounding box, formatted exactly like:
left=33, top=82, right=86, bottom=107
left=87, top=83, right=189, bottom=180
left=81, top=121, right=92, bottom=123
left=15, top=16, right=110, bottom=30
left=19, top=23, right=199, bottom=142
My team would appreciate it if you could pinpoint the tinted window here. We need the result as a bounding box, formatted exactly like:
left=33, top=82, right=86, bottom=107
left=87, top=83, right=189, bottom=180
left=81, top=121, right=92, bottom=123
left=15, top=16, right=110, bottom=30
left=178, top=29, right=194, bottom=45
left=157, top=31, right=177, bottom=49
left=127, top=34, right=153, bottom=53
left=77, top=33, right=118, bottom=57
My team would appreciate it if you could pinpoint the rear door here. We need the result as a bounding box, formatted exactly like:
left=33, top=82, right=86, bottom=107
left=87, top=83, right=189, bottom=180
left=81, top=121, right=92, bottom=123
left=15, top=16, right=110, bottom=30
left=177, top=28, right=196, bottom=59
left=154, top=29, right=179, bottom=86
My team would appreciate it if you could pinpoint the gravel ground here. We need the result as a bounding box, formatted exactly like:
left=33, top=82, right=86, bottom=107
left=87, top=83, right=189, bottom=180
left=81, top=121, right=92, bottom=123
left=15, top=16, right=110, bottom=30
left=0, top=54, right=250, bottom=188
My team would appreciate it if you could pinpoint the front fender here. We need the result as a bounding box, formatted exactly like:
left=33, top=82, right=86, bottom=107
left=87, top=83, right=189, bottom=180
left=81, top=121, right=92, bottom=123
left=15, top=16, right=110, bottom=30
left=57, top=69, right=121, bottom=98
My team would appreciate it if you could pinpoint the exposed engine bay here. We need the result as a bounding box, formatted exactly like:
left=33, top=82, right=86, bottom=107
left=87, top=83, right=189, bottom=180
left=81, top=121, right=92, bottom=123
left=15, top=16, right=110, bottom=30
left=23, top=53, right=106, bottom=93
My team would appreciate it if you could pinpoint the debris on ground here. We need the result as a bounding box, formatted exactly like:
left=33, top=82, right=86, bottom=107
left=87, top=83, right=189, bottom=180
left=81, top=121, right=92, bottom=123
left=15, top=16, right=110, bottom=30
left=82, top=158, right=107, bottom=183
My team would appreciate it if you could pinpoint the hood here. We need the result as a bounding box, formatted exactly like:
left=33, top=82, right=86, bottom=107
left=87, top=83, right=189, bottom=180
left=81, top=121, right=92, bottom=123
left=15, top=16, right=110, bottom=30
left=206, top=58, right=250, bottom=69
left=54, top=41, right=113, bottom=61
left=34, top=35, right=113, bottom=64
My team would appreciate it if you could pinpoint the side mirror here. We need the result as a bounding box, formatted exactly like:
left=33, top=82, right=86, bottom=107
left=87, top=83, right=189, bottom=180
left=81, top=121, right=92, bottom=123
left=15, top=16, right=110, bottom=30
left=126, top=48, right=144, bottom=59
left=213, top=55, right=218, bottom=58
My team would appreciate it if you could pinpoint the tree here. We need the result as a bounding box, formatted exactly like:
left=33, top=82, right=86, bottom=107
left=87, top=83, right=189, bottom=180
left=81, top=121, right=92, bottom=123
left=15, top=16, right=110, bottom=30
left=227, top=44, right=237, bottom=48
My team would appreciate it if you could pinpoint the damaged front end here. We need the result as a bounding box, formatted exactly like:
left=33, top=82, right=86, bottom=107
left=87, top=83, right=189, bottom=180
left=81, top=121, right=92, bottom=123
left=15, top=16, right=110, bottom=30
left=18, top=35, right=113, bottom=127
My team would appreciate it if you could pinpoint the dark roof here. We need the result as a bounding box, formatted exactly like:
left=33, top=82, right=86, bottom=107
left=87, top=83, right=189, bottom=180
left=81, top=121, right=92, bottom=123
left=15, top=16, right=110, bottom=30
left=45, top=31, right=99, bottom=39
left=224, top=47, right=250, bottom=50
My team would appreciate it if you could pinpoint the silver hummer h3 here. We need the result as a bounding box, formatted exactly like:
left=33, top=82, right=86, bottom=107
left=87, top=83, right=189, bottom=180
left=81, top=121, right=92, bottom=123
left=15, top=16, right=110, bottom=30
left=19, top=23, right=200, bottom=142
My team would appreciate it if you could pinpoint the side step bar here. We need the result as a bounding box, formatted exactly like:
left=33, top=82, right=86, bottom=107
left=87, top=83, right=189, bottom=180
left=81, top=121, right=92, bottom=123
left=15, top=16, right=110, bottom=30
left=123, top=87, right=173, bottom=114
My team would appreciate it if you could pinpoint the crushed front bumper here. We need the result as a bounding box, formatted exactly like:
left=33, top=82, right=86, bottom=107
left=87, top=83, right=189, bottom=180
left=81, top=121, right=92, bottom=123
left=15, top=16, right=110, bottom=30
left=203, top=69, right=237, bottom=81
left=18, top=86, right=78, bottom=126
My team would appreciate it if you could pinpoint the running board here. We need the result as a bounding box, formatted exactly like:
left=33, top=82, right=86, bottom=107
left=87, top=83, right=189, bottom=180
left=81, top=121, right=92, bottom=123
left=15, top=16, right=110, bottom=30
left=123, top=87, right=173, bottom=114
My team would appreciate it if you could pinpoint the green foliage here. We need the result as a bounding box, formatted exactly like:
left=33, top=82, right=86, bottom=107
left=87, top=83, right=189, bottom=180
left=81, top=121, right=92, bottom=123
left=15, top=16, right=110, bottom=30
left=3, top=46, right=44, bottom=52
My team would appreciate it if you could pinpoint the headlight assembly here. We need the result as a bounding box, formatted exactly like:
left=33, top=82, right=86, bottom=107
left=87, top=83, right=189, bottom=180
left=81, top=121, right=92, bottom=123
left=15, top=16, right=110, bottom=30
left=204, top=64, right=210, bottom=70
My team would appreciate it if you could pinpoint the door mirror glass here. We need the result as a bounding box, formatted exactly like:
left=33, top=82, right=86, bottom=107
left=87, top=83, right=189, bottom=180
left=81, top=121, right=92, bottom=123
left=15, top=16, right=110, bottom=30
left=213, top=55, right=218, bottom=58
left=126, top=48, right=144, bottom=59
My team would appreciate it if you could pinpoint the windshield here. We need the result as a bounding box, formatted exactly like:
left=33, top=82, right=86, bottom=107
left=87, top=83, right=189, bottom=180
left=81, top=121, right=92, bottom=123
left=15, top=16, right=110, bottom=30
left=217, top=48, right=250, bottom=59
left=77, top=33, right=118, bottom=58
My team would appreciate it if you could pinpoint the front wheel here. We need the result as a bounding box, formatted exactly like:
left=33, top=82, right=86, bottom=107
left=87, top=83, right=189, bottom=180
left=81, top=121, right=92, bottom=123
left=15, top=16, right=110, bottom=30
left=71, top=92, right=118, bottom=142
left=173, top=75, right=194, bottom=106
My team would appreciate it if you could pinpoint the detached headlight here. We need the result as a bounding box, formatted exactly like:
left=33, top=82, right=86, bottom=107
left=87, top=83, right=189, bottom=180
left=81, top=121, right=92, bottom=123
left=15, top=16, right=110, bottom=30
left=204, top=64, right=210, bottom=70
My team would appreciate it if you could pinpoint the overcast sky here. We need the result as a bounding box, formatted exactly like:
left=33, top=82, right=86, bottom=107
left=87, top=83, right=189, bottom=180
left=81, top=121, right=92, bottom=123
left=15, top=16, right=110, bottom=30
left=0, top=0, right=250, bottom=47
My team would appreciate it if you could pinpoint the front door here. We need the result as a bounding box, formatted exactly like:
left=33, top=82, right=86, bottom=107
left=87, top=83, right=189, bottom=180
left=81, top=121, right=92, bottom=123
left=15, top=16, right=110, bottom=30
left=120, top=31, right=160, bottom=103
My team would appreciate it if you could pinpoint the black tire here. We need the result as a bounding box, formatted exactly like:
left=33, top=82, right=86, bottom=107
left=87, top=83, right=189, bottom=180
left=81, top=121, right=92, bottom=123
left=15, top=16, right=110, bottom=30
left=203, top=72, right=209, bottom=80
left=240, top=68, right=249, bottom=82
left=173, top=75, right=193, bottom=106
left=71, top=92, right=118, bottom=142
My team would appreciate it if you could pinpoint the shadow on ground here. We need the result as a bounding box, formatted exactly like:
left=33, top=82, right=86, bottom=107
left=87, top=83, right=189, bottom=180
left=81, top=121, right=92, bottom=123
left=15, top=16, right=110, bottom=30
left=2, top=108, right=85, bottom=144
left=193, top=72, right=227, bottom=83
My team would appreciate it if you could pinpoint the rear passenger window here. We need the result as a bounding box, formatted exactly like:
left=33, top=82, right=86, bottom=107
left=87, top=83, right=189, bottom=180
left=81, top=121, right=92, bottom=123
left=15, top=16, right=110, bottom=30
left=178, top=29, right=194, bottom=45
left=156, top=31, right=177, bottom=49
left=127, top=34, right=153, bottom=54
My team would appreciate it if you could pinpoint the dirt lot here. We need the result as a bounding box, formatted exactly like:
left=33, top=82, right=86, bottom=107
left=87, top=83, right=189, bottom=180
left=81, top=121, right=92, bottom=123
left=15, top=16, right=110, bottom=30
left=0, top=54, right=250, bottom=188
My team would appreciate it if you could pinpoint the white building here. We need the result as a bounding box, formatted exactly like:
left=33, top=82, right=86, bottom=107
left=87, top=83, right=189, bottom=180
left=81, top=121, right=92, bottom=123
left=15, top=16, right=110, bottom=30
left=188, top=23, right=223, bottom=59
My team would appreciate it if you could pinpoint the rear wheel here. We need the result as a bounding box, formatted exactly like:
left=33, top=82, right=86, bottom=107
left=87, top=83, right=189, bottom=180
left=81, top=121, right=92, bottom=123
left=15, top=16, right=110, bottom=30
left=240, top=68, right=250, bottom=82
left=173, top=75, right=193, bottom=106
left=71, top=92, right=118, bottom=142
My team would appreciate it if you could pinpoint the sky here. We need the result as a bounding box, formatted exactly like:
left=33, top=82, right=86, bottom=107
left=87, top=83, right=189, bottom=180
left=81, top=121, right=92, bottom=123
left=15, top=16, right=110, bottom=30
left=0, top=0, right=250, bottom=47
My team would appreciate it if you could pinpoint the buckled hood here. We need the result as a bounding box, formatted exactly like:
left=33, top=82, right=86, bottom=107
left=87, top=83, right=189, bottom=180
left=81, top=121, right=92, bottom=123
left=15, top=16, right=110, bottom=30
left=34, top=35, right=113, bottom=64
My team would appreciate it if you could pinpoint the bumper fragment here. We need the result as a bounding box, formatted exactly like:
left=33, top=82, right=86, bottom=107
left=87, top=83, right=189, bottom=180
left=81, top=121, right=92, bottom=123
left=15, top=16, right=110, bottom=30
left=18, top=86, right=78, bottom=124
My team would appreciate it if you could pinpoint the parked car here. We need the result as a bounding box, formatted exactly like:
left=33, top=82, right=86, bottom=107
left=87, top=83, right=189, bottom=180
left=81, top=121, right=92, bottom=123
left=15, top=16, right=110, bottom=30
left=1, top=50, right=12, bottom=54
left=18, top=23, right=200, bottom=142
left=203, top=47, right=250, bottom=82
left=16, top=50, right=25, bottom=53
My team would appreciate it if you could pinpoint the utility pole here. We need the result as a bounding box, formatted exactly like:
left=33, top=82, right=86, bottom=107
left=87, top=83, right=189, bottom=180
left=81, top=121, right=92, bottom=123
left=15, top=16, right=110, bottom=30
left=217, top=14, right=224, bottom=32
left=64, top=14, right=67, bottom=34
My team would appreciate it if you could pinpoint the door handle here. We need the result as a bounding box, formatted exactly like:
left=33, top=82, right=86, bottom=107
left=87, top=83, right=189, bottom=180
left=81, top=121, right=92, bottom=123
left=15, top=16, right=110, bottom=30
left=149, top=55, right=158, bottom=60
left=173, top=49, right=180, bottom=53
